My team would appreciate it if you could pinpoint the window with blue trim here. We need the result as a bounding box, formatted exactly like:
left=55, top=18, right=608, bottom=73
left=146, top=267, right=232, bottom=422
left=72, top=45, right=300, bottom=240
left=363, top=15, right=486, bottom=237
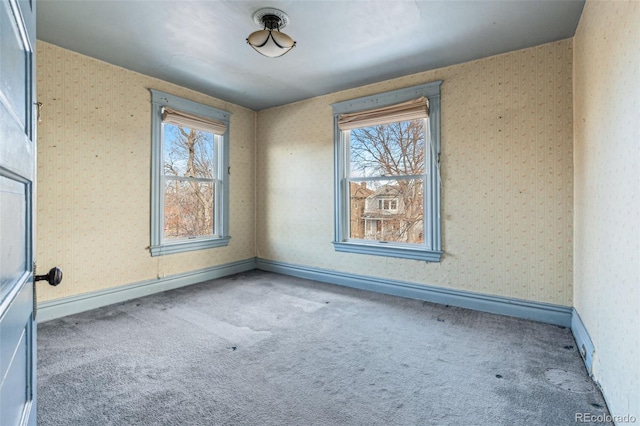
left=149, top=90, right=231, bottom=256
left=331, top=81, right=442, bottom=262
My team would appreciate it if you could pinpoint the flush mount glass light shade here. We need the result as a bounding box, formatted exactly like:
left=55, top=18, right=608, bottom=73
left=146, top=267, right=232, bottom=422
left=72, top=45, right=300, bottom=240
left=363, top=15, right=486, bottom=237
left=247, top=8, right=296, bottom=58
left=247, top=29, right=295, bottom=57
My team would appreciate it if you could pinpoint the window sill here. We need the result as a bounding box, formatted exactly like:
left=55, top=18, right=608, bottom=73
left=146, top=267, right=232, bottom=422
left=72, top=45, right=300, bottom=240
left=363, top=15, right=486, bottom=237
left=332, top=241, right=442, bottom=262
left=150, top=236, right=230, bottom=257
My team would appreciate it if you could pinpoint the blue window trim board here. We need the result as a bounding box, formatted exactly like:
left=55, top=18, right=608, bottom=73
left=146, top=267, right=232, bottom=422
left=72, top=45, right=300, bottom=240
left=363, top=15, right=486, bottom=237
left=331, top=81, right=443, bottom=262
left=149, top=89, right=231, bottom=256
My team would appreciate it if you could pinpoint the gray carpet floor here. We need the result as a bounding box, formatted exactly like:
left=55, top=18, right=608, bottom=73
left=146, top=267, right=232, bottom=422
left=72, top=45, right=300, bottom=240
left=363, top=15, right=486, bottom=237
left=37, top=270, right=611, bottom=425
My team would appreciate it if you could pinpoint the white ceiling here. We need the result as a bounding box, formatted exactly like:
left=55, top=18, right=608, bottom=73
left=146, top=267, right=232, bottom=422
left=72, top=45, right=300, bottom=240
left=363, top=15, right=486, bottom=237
left=37, top=0, right=585, bottom=111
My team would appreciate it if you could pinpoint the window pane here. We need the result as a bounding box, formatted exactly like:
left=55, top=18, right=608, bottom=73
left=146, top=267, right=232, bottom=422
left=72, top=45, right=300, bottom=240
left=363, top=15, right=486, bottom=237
left=163, top=124, right=215, bottom=178
left=349, top=179, right=424, bottom=244
left=164, top=179, right=215, bottom=239
left=349, top=119, right=425, bottom=178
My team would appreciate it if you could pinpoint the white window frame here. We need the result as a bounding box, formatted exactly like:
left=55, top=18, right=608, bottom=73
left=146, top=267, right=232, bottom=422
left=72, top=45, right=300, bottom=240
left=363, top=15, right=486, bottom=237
left=331, top=81, right=442, bottom=262
left=149, top=89, right=231, bottom=256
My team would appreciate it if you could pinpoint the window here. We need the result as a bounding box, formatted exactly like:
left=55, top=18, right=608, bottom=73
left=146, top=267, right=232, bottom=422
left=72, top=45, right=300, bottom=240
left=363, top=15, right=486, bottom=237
left=149, top=90, right=231, bottom=256
left=378, top=199, right=397, bottom=211
left=332, top=81, right=442, bottom=261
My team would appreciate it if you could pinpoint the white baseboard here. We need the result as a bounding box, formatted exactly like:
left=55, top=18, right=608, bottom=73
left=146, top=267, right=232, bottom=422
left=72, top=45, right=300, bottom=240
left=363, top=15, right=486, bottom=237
left=36, top=258, right=257, bottom=323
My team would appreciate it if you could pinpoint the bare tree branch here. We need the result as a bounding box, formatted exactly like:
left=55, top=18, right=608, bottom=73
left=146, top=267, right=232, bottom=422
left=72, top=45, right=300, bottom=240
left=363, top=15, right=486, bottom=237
left=163, top=125, right=216, bottom=238
left=349, top=120, right=425, bottom=243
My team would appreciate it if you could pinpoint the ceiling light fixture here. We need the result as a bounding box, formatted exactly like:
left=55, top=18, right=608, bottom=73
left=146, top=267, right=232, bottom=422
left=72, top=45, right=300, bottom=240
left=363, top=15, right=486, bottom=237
left=247, top=8, right=296, bottom=58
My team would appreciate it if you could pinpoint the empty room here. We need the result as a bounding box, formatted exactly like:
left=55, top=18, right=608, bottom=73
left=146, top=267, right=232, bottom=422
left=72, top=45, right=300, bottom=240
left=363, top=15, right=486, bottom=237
left=0, top=0, right=638, bottom=425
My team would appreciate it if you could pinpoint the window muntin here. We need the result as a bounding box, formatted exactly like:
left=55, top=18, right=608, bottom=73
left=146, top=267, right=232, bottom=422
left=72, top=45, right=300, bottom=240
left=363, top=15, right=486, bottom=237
left=332, top=81, right=442, bottom=262
left=150, top=89, right=230, bottom=256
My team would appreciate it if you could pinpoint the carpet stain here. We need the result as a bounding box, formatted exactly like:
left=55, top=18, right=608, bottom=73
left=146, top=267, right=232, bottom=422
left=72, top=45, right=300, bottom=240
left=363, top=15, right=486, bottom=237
left=544, top=368, right=593, bottom=394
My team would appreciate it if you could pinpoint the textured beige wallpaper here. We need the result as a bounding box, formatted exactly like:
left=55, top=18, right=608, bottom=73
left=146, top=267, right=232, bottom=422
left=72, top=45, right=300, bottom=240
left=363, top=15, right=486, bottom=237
left=257, top=39, right=574, bottom=306
left=573, top=0, right=640, bottom=418
left=36, top=41, right=256, bottom=302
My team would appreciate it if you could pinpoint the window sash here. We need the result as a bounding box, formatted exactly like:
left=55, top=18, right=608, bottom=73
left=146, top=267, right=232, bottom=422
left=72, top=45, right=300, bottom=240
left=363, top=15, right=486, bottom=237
left=162, top=176, right=219, bottom=240
left=345, top=177, right=426, bottom=244
left=162, top=124, right=218, bottom=180
left=343, top=117, right=430, bottom=244
left=341, top=118, right=431, bottom=243
left=161, top=126, right=219, bottom=242
left=163, top=175, right=215, bottom=183
left=344, top=118, right=429, bottom=179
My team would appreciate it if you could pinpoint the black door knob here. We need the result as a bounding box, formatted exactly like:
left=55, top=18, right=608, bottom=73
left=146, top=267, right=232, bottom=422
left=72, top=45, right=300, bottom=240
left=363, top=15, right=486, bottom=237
left=35, top=267, right=63, bottom=286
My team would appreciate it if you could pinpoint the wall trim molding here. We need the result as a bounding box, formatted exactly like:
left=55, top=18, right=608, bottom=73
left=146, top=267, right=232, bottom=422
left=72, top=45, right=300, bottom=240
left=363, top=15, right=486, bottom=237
left=571, top=308, right=595, bottom=375
left=36, top=258, right=257, bottom=323
left=255, top=258, right=572, bottom=327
